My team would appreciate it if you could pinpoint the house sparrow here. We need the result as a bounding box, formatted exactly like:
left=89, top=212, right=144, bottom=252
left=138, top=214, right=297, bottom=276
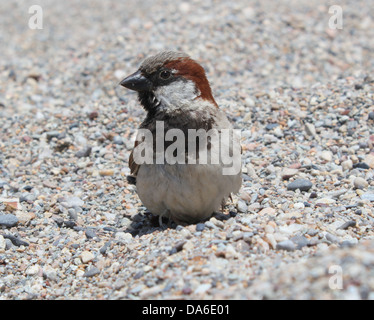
left=120, top=51, right=242, bottom=225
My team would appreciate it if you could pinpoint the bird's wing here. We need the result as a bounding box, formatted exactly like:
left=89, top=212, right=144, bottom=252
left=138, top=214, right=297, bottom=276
left=127, top=140, right=141, bottom=185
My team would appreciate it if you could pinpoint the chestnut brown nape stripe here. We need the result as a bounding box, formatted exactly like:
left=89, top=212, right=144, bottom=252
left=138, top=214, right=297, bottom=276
left=165, top=58, right=218, bottom=108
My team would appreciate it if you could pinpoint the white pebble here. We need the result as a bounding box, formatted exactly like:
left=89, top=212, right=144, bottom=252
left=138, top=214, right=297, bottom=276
left=265, top=234, right=277, bottom=249
left=353, top=177, right=368, bottom=189
left=0, top=235, right=5, bottom=250
left=26, top=265, right=40, bottom=276
left=294, top=202, right=305, bottom=210
left=320, top=150, right=333, bottom=162
left=115, top=232, right=133, bottom=242
left=81, top=251, right=95, bottom=264
left=341, top=159, right=353, bottom=171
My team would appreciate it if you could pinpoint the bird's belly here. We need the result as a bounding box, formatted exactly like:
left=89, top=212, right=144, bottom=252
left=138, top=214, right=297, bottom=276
left=136, top=163, right=241, bottom=224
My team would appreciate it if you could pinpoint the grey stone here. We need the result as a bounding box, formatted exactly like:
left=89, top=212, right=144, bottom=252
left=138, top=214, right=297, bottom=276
left=276, top=240, right=296, bottom=251
left=46, top=131, right=60, bottom=140
left=195, top=223, right=205, bottom=232
left=290, top=235, right=309, bottom=249
left=2, top=234, right=29, bottom=247
left=0, top=214, right=18, bottom=227
left=361, top=193, right=374, bottom=201
left=237, top=200, right=248, bottom=213
left=353, top=177, right=368, bottom=189
left=83, top=267, right=100, bottom=277
left=99, top=241, right=111, bottom=255
left=65, top=196, right=84, bottom=208
left=113, top=135, right=124, bottom=145
left=85, top=228, right=97, bottom=239
left=305, top=123, right=316, bottom=136
left=287, top=179, right=313, bottom=192
left=337, top=220, right=356, bottom=230
left=75, top=146, right=92, bottom=158
left=325, top=233, right=339, bottom=244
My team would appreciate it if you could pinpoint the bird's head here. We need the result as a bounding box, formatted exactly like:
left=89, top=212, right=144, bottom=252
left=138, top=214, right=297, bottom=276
left=120, top=51, right=218, bottom=113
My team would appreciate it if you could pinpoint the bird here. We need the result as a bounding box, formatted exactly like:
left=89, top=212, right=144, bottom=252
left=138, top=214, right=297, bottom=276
left=119, top=51, right=242, bottom=225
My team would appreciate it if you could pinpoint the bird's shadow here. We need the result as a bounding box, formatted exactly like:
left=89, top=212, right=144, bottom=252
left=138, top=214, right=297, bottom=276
left=124, top=209, right=236, bottom=237
left=124, top=211, right=176, bottom=237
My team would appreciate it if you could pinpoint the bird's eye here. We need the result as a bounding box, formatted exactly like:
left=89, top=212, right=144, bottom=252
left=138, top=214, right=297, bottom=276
left=159, top=70, right=171, bottom=80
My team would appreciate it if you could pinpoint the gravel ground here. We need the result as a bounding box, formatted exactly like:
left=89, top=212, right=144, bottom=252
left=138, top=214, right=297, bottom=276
left=1, top=0, right=374, bottom=300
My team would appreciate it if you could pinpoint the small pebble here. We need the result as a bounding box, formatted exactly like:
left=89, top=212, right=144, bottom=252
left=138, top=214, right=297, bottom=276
left=361, top=193, right=374, bottom=201
left=290, top=235, right=309, bottom=249
left=65, top=196, right=84, bottom=208
left=99, top=169, right=115, bottom=176
left=276, top=240, right=296, bottom=252
left=26, top=265, right=40, bottom=276
left=353, top=162, right=370, bottom=169
left=46, top=131, right=60, bottom=141
left=320, top=151, right=333, bottom=162
left=258, top=207, right=277, bottom=215
left=83, top=267, right=101, bottom=278
left=85, top=228, right=97, bottom=239
left=2, top=234, right=29, bottom=247
left=325, top=233, right=339, bottom=244
left=337, top=221, right=356, bottom=230
left=236, top=200, right=248, bottom=213
left=99, top=241, right=111, bottom=255
left=281, top=168, right=299, bottom=180
left=195, top=223, right=205, bottom=232
left=309, top=192, right=318, bottom=199
left=75, top=146, right=92, bottom=158
left=0, top=235, right=6, bottom=250
left=353, top=177, right=368, bottom=189
left=287, top=179, right=313, bottom=192
left=304, top=123, right=316, bottom=136
left=81, top=251, right=95, bottom=263
left=0, top=214, right=18, bottom=227
left=341, top=160, right=353, bottom=171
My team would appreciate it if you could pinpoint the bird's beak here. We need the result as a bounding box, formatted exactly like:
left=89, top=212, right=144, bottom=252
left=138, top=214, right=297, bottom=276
left=119, top=70, right=152, bottom=91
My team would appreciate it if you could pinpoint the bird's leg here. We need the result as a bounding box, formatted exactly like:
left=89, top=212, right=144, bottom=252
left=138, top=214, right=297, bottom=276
left=221, top=197, right=227, bottom=213
left=158, top=215, right=165, bottom=229
left=167, top=217, right=173, bottom=228
left=229, top=194, right=233, bottom=203
left=221, top=203, right=225, bottom=213
left=158, top=209, right=170, bottom=229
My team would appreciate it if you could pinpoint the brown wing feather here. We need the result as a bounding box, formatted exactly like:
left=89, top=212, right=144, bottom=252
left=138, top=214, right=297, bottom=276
left=129, top=148, right=140, bottom=175
left=127, top=140, right=141, bottom=185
